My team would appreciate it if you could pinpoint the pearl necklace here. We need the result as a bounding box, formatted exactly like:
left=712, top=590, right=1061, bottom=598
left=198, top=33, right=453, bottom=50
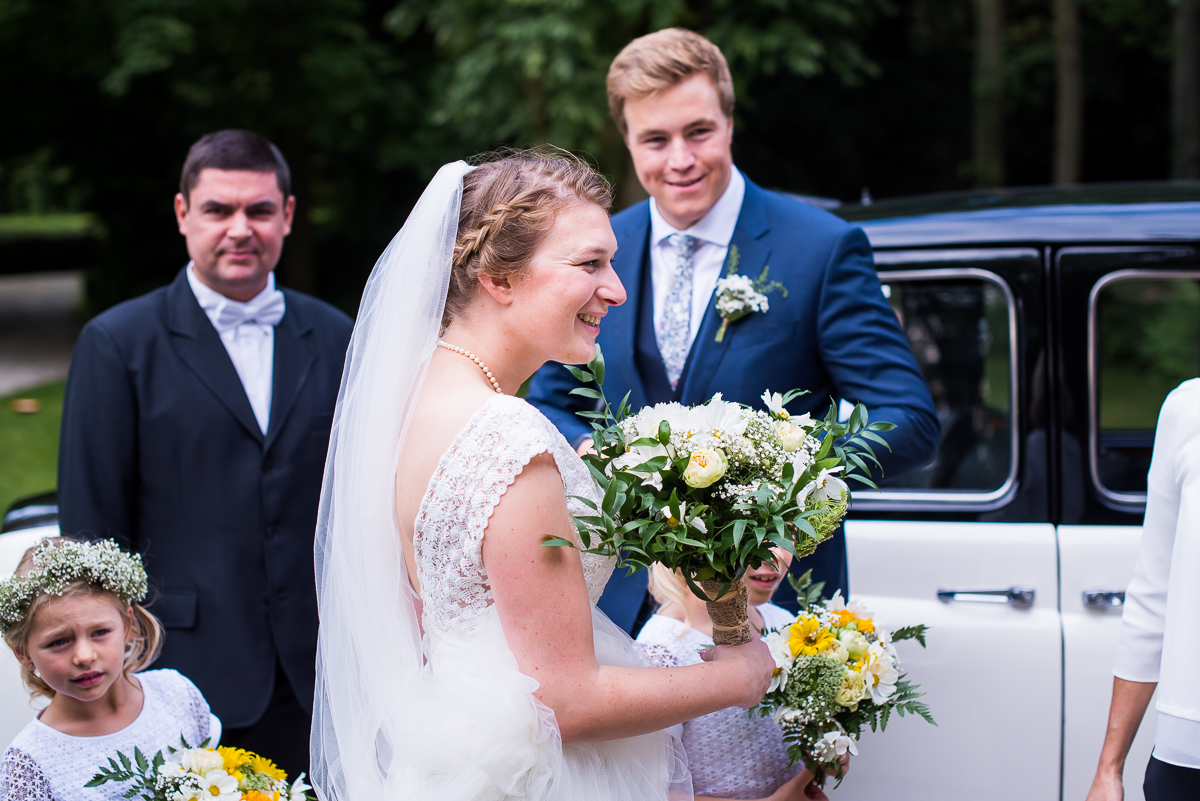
left=436, top=340, right=504, bottom=394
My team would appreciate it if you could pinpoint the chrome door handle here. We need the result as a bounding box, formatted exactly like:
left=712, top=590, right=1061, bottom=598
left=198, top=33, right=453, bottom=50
left=1083, top=589, right=1126, bottom=608
left=937, top=586, right=1036, bottom=606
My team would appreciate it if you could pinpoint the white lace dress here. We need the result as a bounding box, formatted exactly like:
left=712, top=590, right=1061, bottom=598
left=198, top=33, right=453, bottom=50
left=408, top=394, right=690, bottom=799
left=638, top=605, right=801, bottom=800
left=0, top=669, right=217, bottom=801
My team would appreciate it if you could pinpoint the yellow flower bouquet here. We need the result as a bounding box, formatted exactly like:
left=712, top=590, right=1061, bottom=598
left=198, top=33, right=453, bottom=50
left=756, top=572, right=935, bottom=786
left=88, top=740, right=312, bottom=801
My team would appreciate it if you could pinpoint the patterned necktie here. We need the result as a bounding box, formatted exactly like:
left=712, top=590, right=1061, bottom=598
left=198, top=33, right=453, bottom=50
left=656, top=233, right=700, bottom=388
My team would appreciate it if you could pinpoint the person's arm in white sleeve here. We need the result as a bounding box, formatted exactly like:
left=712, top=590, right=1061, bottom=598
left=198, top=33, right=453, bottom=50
left=1086, top=382, right=1190, bottom=801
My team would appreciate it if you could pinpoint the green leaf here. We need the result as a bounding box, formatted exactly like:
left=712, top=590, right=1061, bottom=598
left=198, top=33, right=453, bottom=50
left=565, top=365, right=594, bottom=383
left=591, top=345, right=606, bottom=386
left=891, top=624, right=929, bottom=647
left=568, top=387, right=603, bottom=400
left=541, top=537, right=576, bottom=548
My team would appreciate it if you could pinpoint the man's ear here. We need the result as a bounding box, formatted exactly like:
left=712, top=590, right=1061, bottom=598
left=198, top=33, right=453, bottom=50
left=282, top=195, right=296, bottom=236
left=478, top=272, right=516, bottom=306
left=174, top=193, right=189, bottom=235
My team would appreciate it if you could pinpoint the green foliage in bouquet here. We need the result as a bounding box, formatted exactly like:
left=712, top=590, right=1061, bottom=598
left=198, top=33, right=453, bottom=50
left=545, top=346, right=897, bottom=602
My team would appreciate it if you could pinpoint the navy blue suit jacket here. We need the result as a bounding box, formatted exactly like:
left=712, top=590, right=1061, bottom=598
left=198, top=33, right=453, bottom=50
left=527, top=175, right=938, bottom=631
left=57, top=268, right=353, bottom=727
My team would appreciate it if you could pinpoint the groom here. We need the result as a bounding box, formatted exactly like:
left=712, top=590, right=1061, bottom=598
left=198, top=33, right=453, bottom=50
left=57, top=130, right=353, bottom=777
left=527, top=29, right=938, bottom=634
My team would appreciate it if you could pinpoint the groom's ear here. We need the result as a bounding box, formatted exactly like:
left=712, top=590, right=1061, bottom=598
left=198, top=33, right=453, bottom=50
left=478, top=273, right=515, bottom=306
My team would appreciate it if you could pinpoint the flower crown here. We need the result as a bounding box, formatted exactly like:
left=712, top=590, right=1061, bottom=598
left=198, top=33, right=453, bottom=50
left=0, top=539, right=148, bottom=634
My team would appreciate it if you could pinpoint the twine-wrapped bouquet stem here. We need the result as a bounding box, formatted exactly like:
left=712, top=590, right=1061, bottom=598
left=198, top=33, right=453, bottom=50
left=700, top=578, right=753, bottom=646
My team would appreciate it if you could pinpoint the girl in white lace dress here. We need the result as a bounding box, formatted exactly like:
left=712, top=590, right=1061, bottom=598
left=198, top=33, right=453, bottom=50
left=0, top=539, right=218, bottom=801
left=638, top=553, right=835, bottom=801
left=311, top=151, right=777, bottom=801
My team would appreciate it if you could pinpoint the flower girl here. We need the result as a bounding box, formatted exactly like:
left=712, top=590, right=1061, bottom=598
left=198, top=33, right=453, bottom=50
left=637, top=551, right=836, bottom=801
left=0, top=538, right=218, bottom=801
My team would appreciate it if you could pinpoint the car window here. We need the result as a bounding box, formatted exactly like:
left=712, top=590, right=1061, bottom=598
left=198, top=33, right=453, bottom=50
left=876, top=270, right=1016, bottom=498
left=1090, top=272, right=1200, bottom=500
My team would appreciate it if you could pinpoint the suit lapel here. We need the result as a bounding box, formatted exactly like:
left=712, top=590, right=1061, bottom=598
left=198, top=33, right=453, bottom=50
left=264, top=293, right=316, bottom=453
left=166, top=269, right=264, bottom=444
left=609, top=207, right=650, bottom=405
left=679, top=179, right=773, bottom=404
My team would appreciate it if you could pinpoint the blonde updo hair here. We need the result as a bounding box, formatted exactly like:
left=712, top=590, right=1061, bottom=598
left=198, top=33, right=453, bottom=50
left=442, top=147, right=613, bottom=332
left=3, top=539, right=163, bottom=700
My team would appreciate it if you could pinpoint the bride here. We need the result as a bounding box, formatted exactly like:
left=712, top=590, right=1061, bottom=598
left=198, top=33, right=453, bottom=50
left=311, top=149, right=775, bottom=800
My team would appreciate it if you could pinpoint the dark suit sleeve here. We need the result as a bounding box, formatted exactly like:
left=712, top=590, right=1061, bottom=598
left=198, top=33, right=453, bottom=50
left=525, top=361, right=592, bottom=448
left=57, top=323, right=139, bottom=549
left=816, top=228, right=939, bottom=479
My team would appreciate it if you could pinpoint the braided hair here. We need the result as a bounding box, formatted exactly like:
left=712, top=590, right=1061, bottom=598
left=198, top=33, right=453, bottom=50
left=443, top=147, right=613, bottom=332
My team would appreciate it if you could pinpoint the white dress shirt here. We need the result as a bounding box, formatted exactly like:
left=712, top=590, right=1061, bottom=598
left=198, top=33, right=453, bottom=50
left=1113, top=377, right=1200, bottom=768
left=648, top=167, right=746, bottom=352
left=186, top=264, right=283, bottom=434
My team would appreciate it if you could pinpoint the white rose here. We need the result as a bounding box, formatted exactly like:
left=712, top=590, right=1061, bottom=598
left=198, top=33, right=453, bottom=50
left=823, top=638, right=850, bottom=665
left=776, top=420, right=808, bottom=452
left=839, top=630, right=870, bottom=660
left=836, top=669, right=866, bottom=708
left=682, top=447, right=728, bottom=488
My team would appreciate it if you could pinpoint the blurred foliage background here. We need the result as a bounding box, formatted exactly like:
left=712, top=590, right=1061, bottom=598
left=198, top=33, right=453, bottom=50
left=0, top=0, right=1195, bottom=314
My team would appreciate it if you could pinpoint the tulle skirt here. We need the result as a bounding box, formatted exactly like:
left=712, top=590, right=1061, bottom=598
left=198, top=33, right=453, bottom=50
left=394, top=606, right=693, bottom=800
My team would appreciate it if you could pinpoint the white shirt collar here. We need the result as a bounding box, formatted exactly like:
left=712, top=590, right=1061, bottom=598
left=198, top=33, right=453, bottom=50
left=186, top=261, right=277, bottom=316
left=648, top=166, right=746, bottom=248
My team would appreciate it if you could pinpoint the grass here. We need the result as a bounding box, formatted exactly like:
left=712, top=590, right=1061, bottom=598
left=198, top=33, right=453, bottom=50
left=0, top=381, right=64, bottom=516
left=0, top=213, right=101, bottom=241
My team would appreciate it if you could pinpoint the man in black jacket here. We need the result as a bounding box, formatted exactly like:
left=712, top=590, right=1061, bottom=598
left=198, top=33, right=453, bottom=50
left=57, top=130, right=352, bottom=778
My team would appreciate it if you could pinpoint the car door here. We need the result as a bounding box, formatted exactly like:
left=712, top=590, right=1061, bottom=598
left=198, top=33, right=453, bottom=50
left=835, top=248, right=1064, bottom=801
left=1055, top=247, right=1200, bottom=800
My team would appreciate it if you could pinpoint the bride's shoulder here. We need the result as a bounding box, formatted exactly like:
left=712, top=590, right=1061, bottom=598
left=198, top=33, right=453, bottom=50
left=468, top=395, right=571, bottom=452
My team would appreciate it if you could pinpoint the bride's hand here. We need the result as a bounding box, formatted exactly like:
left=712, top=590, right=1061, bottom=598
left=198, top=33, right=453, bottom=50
left=699, top=638, right=775, bottom=708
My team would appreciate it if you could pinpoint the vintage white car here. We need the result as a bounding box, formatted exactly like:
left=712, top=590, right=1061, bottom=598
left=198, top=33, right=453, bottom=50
left=836, top=183, right=1200, bottom=801
left=1, top=184, right=1197, bottom=800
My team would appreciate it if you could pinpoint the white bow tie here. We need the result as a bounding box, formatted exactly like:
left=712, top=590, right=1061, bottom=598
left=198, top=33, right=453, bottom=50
left=213, top=289, right=286, bottom=334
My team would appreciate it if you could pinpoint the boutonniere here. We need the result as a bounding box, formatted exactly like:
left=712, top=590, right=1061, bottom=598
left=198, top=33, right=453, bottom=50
left=713, top=245, right=787, bottom=342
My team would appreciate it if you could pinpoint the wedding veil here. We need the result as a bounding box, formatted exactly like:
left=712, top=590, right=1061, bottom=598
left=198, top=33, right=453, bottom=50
left=310, top=161, right=473, bottom=801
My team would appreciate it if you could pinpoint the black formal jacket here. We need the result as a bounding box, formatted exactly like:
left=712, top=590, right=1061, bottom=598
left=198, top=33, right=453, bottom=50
left=57, top=268, right=353, bottom=727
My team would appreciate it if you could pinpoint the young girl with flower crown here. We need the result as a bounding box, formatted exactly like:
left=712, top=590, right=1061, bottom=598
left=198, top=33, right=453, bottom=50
left=637, top=550, right=845, bottom=801
left=0, top=538, right=219, bottom=801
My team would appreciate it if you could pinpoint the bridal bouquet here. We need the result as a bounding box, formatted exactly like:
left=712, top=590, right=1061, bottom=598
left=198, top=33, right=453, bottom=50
left=552, top=346, right=895, bottom=645
left=756, top=573, right=935, bottom=786
left=88, top=740, right=312, bottom=801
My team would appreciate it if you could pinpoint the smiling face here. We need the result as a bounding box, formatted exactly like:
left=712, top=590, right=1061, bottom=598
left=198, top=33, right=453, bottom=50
left=174, top=168, right=295, bottom=302
left=506, top=201, right=625, bottom=366
left=744, top=547, right=796, bottom=606
left=21, top=592, right=132, bottom=705
left=623, top=73, right=734, bottom=230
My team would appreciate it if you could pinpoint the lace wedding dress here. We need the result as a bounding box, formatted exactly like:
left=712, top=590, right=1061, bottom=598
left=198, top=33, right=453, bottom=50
left=405, top=394, right=688, bottom=799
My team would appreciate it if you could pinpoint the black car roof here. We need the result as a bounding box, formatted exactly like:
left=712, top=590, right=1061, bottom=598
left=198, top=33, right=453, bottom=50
left=831, top=181, right=1200, bottom=249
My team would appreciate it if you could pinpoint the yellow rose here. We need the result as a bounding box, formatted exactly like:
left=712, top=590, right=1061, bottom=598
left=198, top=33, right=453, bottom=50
left=775, top=420, right=808, bottom=452
left=682, top=447, right=728, bottom=488
left=836, top=668, right=866, bottom=708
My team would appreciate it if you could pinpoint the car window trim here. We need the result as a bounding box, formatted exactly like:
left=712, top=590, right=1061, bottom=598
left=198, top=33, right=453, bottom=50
left=1086, top=265, right=1200, bottom=507
left=853, top=251, right=1025, bottom=511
